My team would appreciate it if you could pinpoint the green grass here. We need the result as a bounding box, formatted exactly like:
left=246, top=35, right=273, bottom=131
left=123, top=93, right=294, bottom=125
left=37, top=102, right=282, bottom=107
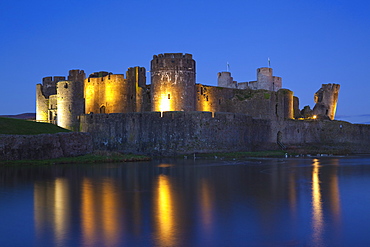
left=196, top=150, right=287, bottom=158
left=0, top=151, right=150, bottom=166
left=0, top=117, right=70, bottom=135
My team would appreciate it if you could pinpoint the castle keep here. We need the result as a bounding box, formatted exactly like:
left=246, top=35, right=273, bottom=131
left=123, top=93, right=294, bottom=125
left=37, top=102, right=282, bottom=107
left=36, top=53, right=350, bottom=155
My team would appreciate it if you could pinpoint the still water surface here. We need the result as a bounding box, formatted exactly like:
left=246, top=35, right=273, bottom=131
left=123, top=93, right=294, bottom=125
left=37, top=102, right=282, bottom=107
left=1, top=156, right=370, bottom=247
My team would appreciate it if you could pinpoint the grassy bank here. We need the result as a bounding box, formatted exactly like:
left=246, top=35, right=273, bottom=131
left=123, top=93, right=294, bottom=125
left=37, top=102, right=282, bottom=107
left=0, top=151, right=150, bottom=166
left=196, top=150, right=287, bottom=158
left=0, top=117, right=70, bottom=135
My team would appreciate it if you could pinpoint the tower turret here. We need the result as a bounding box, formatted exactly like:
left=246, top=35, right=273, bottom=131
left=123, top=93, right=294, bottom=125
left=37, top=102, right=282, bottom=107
left=36, top=76, right=66, bottom=122
left=150, top=53, right=196, bottom=112
left=256, top=67, right=282, bottom=91
left=217, top=72, right=237, bottom=88
left=56, top=70, right=85, bottom=131
left=257, top=67, right=273, bottom=91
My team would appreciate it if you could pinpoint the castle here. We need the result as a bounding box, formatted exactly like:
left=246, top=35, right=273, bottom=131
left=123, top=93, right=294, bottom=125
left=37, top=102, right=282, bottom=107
left=36, top=53, right=340, bottom=132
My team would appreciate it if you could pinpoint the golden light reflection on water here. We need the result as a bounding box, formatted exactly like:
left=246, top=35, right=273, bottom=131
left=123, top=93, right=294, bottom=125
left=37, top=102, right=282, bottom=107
left=34, top=178, right=70, bottom=247
left=81, top=178, right=121, bottom=247
left=34, top=183, right=42, bottom=237
left=54, top=178, right=69, bottom=245
left=81, top=178, right=95, bottom=246
left=311, top=159, right=324, bottom=246
left=200, top=179, right=213, bottom=236
left=155, top=174, right=176, bottom=246
left=101, top=179, right=120, bottom=246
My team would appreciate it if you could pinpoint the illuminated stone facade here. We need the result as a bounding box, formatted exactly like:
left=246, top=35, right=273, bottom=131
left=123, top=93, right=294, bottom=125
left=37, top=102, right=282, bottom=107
left=36, top=52, right=339, bottom=131
left=151, top=53, right=196, bottom=112
left=36, top=70, right=85, bottom=131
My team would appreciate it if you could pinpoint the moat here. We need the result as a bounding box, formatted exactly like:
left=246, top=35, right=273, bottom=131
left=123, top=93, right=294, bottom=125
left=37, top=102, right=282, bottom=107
left=1, top=156, right=370, bottom=246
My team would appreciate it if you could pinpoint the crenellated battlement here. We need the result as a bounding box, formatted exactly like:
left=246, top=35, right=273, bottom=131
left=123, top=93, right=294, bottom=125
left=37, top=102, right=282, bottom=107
left=151, top=53, right=195, bottom=72
left=81, top=111, right=255, bottom=123
left=68, top=69, right=85, bottom=82
left=36, top=52, right=340, bottom=142
left=153, top=53, right=193, bottom=59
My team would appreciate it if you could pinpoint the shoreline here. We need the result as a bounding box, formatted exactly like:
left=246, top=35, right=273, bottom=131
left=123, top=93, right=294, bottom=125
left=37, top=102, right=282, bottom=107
left=0, top=151, right=150, bottom=166
left=2, top=149, right=367, bottom=166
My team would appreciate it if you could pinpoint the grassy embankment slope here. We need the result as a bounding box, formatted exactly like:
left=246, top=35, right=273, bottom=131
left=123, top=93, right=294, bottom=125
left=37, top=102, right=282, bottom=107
left=0, top=117, right=70, bottom=135
left=0, top=117, right=150, bottom=165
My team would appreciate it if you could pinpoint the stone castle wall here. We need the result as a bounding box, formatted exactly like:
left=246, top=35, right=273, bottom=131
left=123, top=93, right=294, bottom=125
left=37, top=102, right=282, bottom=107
left=0, top=132, right=93, bottom=161
left=80, top=111, right=272, bottom=156
left=195, top=85, right=293, bottom=120
left=274, top=120, right=370, bottom=152
left=80, top=111, right=370, bottom=155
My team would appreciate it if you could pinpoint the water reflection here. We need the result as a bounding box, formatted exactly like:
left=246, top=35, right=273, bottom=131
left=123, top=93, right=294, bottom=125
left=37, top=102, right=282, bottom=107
left=2, top=157, right=368, bottom=246
left=34, top=178, right=70, bottom=247
left=155, top=174, right=176, bottom=247
left=311, top=158, right=324, bottom=246
left=199, top=178, right=213, bottom=236
left=81, top=178, right=95, bottom=246
left=102, top=178, right=121, bottom=246
left=311, top=158, right=342, bottom=246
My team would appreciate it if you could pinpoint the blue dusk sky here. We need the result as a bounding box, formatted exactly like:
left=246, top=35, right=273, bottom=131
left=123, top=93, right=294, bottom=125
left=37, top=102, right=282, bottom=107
left=1, top=0, right=369, bottom=123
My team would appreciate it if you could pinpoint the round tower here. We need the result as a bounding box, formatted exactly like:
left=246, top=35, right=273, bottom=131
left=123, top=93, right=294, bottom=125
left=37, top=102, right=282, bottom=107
left=276, top=89, right=294, bottom=120
left=257, top=67, right=273, bottom=91
left=151, top=53, right=196, bottom=112
left=57, top=80, right=84, bottom=131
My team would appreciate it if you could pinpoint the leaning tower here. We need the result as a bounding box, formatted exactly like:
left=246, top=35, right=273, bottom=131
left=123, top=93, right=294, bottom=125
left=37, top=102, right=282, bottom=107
left=150, top=53, right=196, bottom=112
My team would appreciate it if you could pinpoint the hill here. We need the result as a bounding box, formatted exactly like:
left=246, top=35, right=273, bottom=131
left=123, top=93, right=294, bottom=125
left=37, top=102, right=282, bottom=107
left=0, top=117, right=70, bottom=135
left=0, top=113, right=36, bottom=120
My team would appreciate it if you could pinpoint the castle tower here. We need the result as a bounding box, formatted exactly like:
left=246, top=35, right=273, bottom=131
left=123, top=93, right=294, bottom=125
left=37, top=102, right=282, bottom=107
left=151, top=53, right=196, bottom=112
left=68, top=69, right=86, bottom=83
left=256, top=67, right=282, bottom=91
left=217, top=72, right=237, bottom=88
left=313, top=83, right=340, bottom=120
left=276, top=89, right=294, bottom=120
left=56, top=70, right=85, bottom=131
left=36, top=76, right=66, bottom=122
left=126, top=66, right=146, bottom=112
left=85, top=72, right=136, bottom=114
left=257, top=67, right=273, bottom=91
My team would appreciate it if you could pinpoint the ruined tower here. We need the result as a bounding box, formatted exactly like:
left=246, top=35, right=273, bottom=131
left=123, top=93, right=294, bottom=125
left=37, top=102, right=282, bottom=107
left=36, top=76, right=66, bottom=122
left=151, top=53, right=196, bottom=112
left=313, top=83, right=340, bottom=120
left=56, top=70, right=85, bottom=131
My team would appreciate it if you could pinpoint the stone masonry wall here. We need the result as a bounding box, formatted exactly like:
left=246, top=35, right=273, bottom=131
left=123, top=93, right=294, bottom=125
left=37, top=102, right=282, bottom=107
left=80, top=112, right=370, bottom=155
left=80, top=111, right=272, bottom=156
left=272, top=119, right=370, bottom=153
left=0, top=132, right=93, bottom=161
left=195, top=85, right=293, bottom=120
